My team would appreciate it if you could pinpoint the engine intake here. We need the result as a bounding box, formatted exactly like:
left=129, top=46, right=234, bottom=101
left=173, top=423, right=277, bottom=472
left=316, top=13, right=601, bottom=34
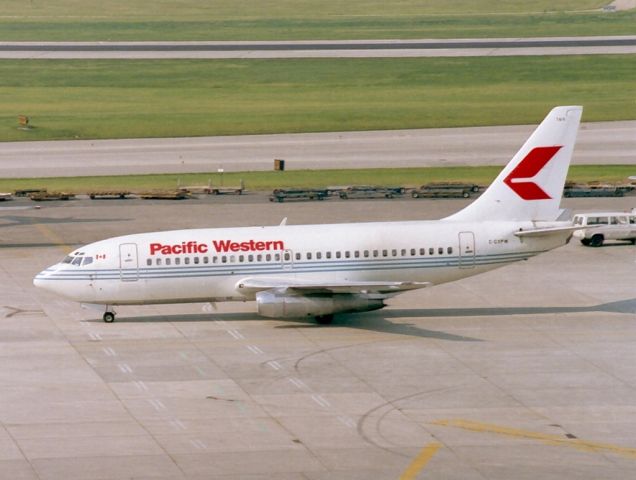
left=256, top=291, right=385, bottom=319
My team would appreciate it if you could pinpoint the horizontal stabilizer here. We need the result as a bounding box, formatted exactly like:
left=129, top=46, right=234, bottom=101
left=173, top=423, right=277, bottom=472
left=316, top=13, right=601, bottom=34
left=514, top=225, right=588, bottom=238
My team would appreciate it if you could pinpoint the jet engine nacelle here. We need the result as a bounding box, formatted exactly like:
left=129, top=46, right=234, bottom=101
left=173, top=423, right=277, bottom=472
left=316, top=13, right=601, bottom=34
left=256, top=291, right=385, bottom=319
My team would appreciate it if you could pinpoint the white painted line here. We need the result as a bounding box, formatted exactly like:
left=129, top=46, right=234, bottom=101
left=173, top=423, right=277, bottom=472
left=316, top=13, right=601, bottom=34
left=215, top=320, right=228, bottom=328
left=169, top=419, right=187, bottom=431
left=149, top=399, right=166, bottom=411
left=102, top=347, right=117, bottom=357
left=227, top=329, right=245, bottom=340
left=288, top=377, right=308, bottom=391
left=338, top=416, right=357, bottom=429
left=311, top=394, right=331, bottom=408
left=189, top=439, right=207, bottom=450
left=117, top=363, right=133, bottom=374
left=267, top=360, right=282, bottom=371
left=247, top=345, right=264, bottom=355
left=134, top=381, right=149, bottom=392
left=88, top=332, right=102, bottom=341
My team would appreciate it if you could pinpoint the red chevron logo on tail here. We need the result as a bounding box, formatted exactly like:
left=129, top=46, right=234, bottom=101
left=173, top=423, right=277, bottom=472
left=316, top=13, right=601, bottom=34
left=503, top=146, right=562, bottom=200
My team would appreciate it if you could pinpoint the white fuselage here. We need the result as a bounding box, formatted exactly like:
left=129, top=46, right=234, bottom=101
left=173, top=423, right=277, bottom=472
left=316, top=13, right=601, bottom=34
left=34, top=219, right=566, bottom=306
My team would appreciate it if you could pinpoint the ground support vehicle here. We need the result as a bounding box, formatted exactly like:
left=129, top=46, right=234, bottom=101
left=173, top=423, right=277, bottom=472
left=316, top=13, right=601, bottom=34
left=338, top=186, right=404, bottom=199
left=572, top=211, right=636, bottom=246
left=269, top=189, right=328, bottom=202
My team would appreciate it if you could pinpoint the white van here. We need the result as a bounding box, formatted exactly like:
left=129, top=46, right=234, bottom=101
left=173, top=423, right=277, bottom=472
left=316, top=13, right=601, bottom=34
left=572, top=210, right=636, bottom=247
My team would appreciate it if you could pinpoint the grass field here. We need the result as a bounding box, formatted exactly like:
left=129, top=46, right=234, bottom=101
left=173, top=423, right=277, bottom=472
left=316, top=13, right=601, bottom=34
left=1, top=55, right=635, bottom=142
left=0, top=1, right=632, bottom=41
left=1, top=166, right=632, bottom=195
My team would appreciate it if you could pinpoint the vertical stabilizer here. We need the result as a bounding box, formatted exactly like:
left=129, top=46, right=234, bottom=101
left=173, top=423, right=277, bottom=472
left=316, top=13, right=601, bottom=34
left=445, top=106, right=582, bottom=222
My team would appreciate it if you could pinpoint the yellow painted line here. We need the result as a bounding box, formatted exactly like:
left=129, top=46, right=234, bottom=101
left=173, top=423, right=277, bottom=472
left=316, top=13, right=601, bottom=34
left=32, top=222, right=74, bottom=255
left=399, top=442, right=442, bottom=480
left=433, top=418, right=636, bottom=459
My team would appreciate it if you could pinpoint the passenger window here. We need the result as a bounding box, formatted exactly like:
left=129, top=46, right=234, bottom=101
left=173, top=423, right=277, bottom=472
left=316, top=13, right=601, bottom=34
left=326, top=252, right=331, bottom=259
left=238, top=255, right=244, bottom=262
left=438, top=247, right=444, bottom=255
left=222, top=256, right=227, bottom=263
left=175, top=258, right=181, bottom=265
left=447, top=247, right=453, bottom=254
left=194, top=257, right=200, bottom=264
left=363, top=250, right=369, bottom=258
left=316, top=252, right=322, bottom=260
left=419, top=248, right=425, bottom=255
left=184, top=258, right=190, bottom=265
left=203, top=257, right=208, bottom=264
left=574, top=216, right=583, bottom=225
left=274, top=253, right=280, bottom=261
left=284, top=252, right=291, bottom=261
left=230, top=255, right=236, bottom=263
left=410, top=248, right=416, bottom=256
left=212, top=256, right=218, bottom=264
left=166, top=258, right=171, bottom=265
left=345, top=251, right=350, bottom=258
left=249, top=254, right=254, bottom=262
left=382, top=249, right=387, bottom=257
left=266, top=254, right=271, bottom=261
left=355, top=251, right=360, bottom=258
left=429, top=248, right=434, bottom=255
left=336, top=251, right=341, bottom=259
left=157, top=258, right=162, bottom=266
left=146, top=259, right=152, bottom=266
left=401, top=249, right=406, bottom=256
left=373, top=250, right=378, bottom=257
left=257, top=254, right=263, bottom=261
left=391, top=249, right=397, bottom=257
left=307, top=252, right=312, bottom=260
left=295, top=252, right=301, bottom=261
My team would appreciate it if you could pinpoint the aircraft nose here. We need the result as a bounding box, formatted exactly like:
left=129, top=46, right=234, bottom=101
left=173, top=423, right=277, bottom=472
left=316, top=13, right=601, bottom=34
left=33, top=267, right=56, bottom=291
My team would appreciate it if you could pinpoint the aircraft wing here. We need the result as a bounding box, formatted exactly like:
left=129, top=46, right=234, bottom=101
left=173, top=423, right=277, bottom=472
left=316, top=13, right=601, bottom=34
left=236, top=277, right=431, bottom=295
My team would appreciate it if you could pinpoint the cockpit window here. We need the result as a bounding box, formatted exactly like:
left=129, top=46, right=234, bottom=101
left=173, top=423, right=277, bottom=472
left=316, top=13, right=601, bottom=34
left=62, top=256, right=73, bottom=264
left=82, top=257, right=94, bottom=266
left=72, top=257, right=83, bottom=266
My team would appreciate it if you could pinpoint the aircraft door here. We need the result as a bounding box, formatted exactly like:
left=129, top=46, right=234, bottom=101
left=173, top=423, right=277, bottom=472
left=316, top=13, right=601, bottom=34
left=281, top=249, right=294, bottom=271
left=458, top=232, right=475, bottom=269
left=119, top=243, right=139, bottom=281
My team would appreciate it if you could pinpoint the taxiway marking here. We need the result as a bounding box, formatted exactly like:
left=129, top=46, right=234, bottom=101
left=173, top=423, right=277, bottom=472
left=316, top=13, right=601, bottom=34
left=434, top=419, right=636, bottom=459
left=399, top=442, right=442, bottom=480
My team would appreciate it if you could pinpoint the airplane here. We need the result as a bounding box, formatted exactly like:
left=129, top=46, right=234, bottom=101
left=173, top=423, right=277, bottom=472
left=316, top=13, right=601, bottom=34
left=34, top=105, right=583, bottom=324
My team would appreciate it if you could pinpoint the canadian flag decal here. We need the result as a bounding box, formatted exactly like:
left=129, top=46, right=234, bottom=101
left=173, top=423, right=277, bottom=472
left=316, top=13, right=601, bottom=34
left=503, top=146, right=562, bottom=200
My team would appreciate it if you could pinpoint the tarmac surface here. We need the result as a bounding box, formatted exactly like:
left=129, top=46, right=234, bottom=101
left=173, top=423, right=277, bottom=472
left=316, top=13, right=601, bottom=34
left=1, top=193, right=635, bottom=479
left=1, top=120, right=635, bottom=178
left=2, top=36, right=636, bottom=59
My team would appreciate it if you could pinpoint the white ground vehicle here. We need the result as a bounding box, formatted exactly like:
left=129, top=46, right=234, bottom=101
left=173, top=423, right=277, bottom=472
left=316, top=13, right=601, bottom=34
left=572, top=211, right=636, bottom=247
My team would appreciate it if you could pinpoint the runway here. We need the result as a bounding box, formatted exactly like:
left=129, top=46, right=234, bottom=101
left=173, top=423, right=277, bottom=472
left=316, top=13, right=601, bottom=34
left=2, top=194, right=636, bottom=479
left=1, top=120, right=634, bottom=178
left=2, top=36, right=636, bottom=58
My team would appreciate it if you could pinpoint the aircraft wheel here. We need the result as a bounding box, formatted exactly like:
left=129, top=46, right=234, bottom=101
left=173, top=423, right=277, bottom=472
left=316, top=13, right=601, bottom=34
left=315, top=314, right=334, bottom=325
left=462, top=191, right=470, bottom=198
left=103, top=312, right=115, bottom=323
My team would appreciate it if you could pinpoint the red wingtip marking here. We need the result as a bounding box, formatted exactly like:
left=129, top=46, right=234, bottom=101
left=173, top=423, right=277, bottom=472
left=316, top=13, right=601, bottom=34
left=504, top=146, right=562, bottom=200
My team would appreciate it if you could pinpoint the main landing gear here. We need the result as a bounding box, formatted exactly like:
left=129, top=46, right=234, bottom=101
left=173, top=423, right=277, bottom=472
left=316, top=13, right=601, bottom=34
left=103, top=306, right=116, bottom=323
left=315, top=314, right=334, bottom=325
